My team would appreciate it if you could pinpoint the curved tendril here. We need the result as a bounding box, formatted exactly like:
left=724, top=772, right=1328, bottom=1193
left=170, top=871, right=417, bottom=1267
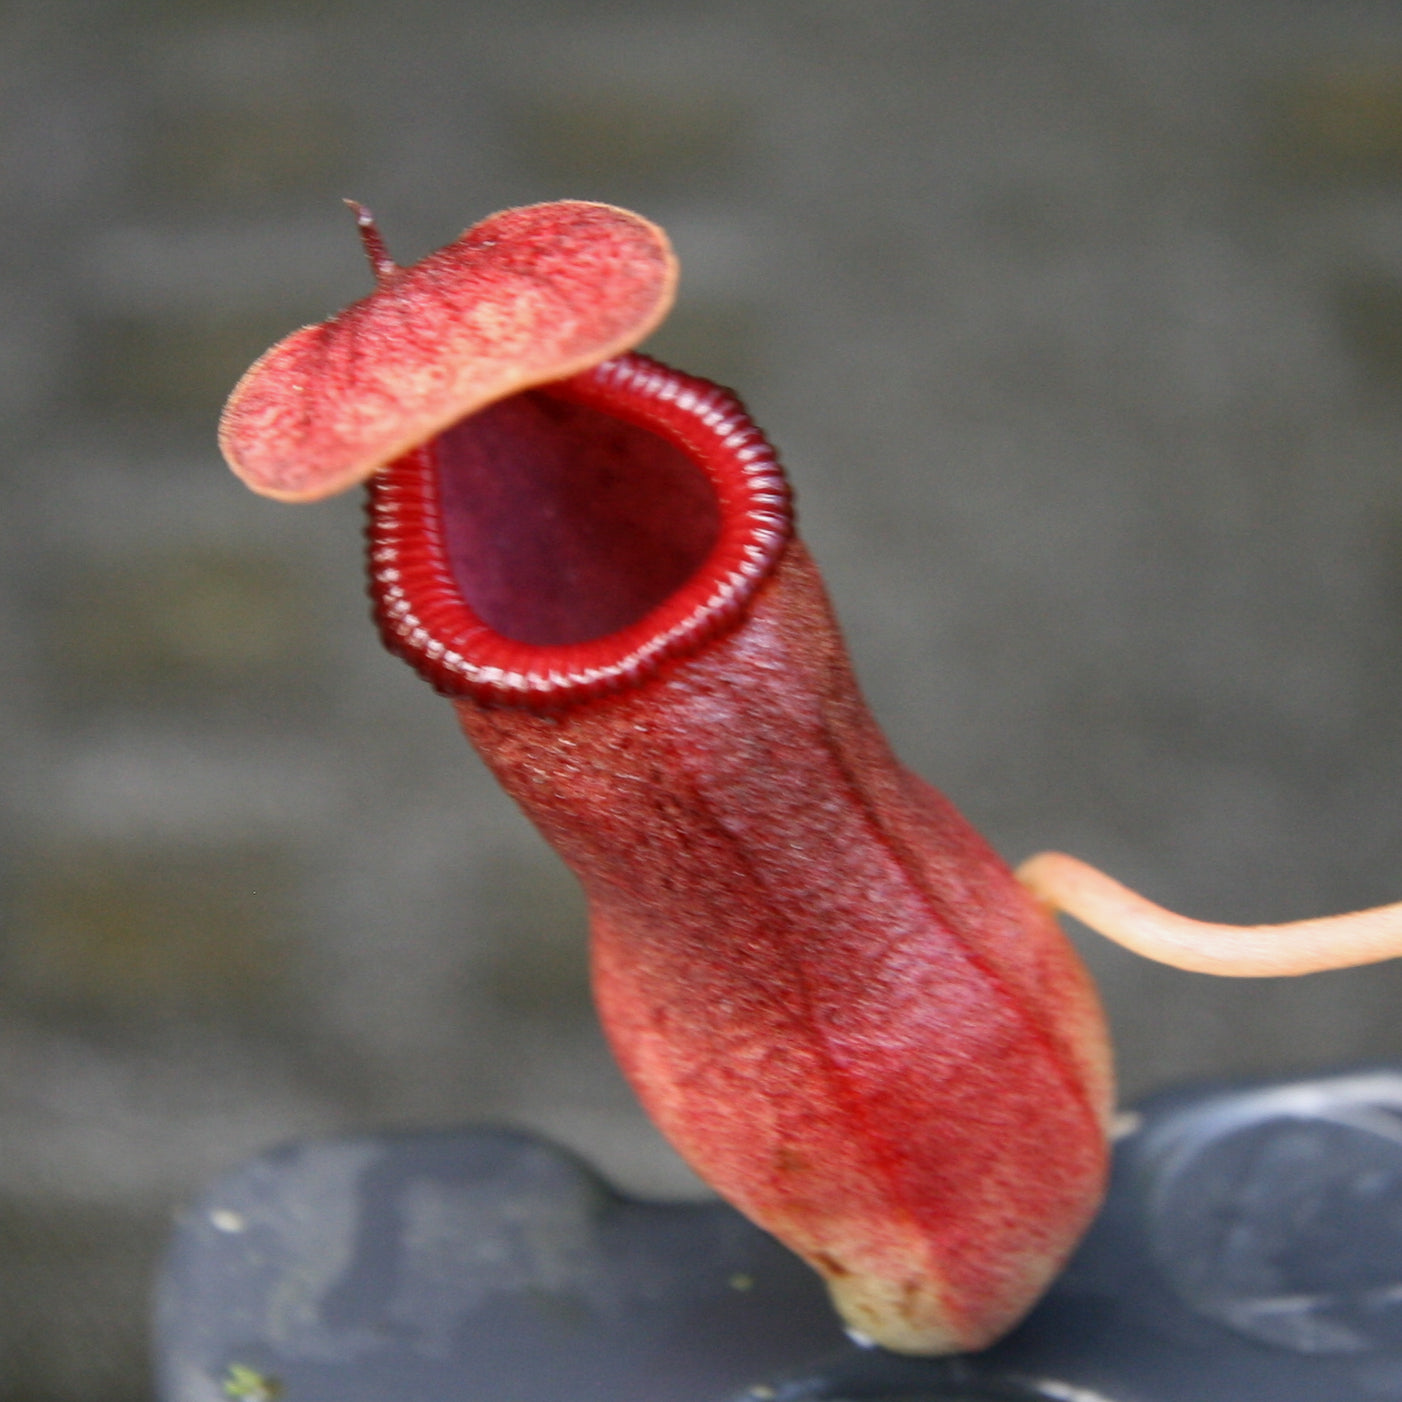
left=1016, top=850, right=1402, bottom=977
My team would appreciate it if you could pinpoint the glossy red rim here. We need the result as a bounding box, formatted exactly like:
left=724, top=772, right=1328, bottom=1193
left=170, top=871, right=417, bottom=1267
left=366, top=352, right=793, bottom=709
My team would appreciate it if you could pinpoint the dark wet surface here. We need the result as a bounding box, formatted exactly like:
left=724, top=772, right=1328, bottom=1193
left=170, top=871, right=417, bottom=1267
left=156, top=1069, right=1402, bottom=1402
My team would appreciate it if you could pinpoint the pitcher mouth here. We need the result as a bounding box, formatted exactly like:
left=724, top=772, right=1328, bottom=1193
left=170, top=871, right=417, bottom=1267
left=366, top=351, right=793, bottom=709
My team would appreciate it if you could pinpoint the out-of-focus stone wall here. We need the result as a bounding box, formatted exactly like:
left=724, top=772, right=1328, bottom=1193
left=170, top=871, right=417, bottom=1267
left=5, top=1, right=1402, bottom=1396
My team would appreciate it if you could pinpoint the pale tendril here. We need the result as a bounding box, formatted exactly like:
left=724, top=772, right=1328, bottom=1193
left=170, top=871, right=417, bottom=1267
left=1017, top=851, right=1402, bottom=977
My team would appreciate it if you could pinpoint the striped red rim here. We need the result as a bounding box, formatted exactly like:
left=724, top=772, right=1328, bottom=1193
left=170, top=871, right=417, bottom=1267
left=366, top=352, right=793, bottom=709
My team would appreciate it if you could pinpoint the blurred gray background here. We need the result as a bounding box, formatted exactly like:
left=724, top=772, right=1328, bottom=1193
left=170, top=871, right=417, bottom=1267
left=5, top=0, right=1402, bottom=1396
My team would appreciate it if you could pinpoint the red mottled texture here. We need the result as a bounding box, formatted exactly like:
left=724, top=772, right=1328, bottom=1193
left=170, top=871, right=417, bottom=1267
left=456, top=541, right=1113, bottom=1354
left=220, top=202, right=677, bottom=502
left=223, top=197, right=1113, bottom=1354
